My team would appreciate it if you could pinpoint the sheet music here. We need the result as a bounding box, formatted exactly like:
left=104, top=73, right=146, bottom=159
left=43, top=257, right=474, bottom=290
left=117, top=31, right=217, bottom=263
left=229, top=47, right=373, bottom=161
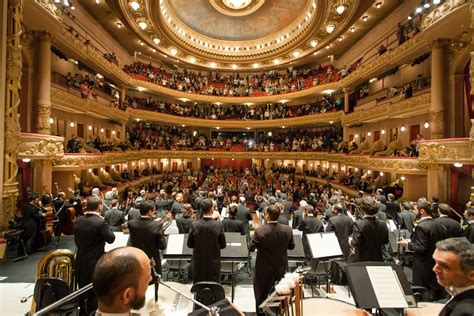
left=307, top=232, right=343, bottom=258
left=105, top=232, right=129, bottom=252
left=366, top=266, right=408, bottom=308
left=166, top=234, right=185, bottom=255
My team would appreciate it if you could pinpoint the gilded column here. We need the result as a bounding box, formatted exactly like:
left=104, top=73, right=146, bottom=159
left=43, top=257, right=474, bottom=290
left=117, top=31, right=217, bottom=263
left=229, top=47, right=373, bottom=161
left=430, top=39, right=450, bottom=139
left=35, top=31, right=51, bottom=135
left=2, top=0, right=22, bottom=228
left=426, top=165, right=448, bottom=202
left=343, top=88, right=350, bottom=113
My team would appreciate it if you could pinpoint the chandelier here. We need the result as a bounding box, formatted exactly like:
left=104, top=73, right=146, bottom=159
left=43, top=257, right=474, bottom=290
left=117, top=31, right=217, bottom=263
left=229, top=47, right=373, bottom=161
left=222, top=0, right=253, bottom=9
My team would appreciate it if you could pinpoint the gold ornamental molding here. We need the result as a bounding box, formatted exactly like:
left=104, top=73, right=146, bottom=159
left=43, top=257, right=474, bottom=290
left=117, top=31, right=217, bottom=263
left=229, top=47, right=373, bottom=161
left=51, top=87, right=129, bottom=122
left=418, top=138, right=473, bottom=164
left=52, top=149, right=426, bottom=174
left=18, top=133, right=65, bottom=160
left=342, top=92, right=431, bottom=126
left=420, top=0, right=469, bottom=30
left=33, top=0, right=61, bottom=20
left=128, top=108, right=344, bottom=128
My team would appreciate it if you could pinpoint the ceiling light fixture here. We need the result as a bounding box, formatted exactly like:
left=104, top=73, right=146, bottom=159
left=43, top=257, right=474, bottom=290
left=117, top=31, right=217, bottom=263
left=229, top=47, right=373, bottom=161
left=253, top=63, right=259, bottom=68
left=400, top=126, right=406, bottom=132
left=350, top=26, right=356, bottom=32
left=138, top=20, right=147, bottom=30
left=374, top=2, right=383, bottom=9
left=189, top=57, right=196, bottom=63
left=210, top=62, right=216, bottom=68
left=130, top=1, right=140, bottom=10
left=336, top=5, right=345, bottom=14
left=231, top=64, right=237, bottom=70
left=310, top=39, right=318, bottom=47
left=153, top=37, right=160, bottom=45
left=170, top=48, right=177, bottom=56
left=424, top=122, right=430, bottom=128
left=454, top=162, right=463, bottom=168
left=116, top=22, right=123, bottom=28
left=362, top=15, right=368, bottom=22
left=292, top=51, right=300, bottom=58
left=326, top=24, right=335, bottom=33
left=273, top=59, right=280, bottom=65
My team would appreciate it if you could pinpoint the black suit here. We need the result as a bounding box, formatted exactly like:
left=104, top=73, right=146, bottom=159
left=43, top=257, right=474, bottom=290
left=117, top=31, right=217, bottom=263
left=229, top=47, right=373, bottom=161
left=408, top=217, right=447, bottom=300
left=350, top=216, right=388, bottom=262
left=21, top=203, right=42, bottom=254
left=298, top=215, right=324, bottom=264
left=278, top=214, right=290, bottom=225
left=128, top=217, right=167, bottom=273
left=249, top=222, right=295, bottom=313
left=222, top=217, right=246, bottom=235
left=463, top=221, right=474, bottom=243
left=439, top=289, right=474, bottom=316
left=385, top=201, right=400, bottom=225
left=292, top=209, right=304, bottom=229
left=74, top=213, right=115, bottom=287
left=326, top=213, right=353, bottom=258
left=236, top=204, right=252, bottom=235
left=435, top=216, right=461, bottom=239
left=187, top=217, right=226, bottom=283
left=104, top=208, right=124, bottom=232
left=399, top=210, right=416, bottom=233
left=176, top=216, right=194, bottom=234
left=281, top=200, right=293, bottom=220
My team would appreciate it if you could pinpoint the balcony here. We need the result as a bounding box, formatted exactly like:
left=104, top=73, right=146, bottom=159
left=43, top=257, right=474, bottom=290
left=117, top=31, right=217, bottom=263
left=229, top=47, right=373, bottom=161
left=18, top=133, right=65, bottom=160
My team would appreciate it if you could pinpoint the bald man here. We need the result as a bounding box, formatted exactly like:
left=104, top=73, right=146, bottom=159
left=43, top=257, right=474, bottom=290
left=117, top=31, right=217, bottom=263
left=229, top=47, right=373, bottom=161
left=93, top=247, right=152, bottom=314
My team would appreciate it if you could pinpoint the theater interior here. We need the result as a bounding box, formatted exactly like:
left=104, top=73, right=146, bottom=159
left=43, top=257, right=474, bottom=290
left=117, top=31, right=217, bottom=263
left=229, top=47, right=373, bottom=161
left=0, top=0, right=473, bottom=315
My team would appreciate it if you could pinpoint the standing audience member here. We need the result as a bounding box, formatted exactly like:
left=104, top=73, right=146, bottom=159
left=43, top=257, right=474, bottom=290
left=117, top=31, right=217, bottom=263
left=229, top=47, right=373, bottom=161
left=236, top=196, right=252, bottom=237
left=249, top=204, right=295, bottom=315
left=399, top=200, right=447, bottom=301
left=128, top=200, right=167, bottom=275
left=171, top=193, right=184, bottom=218
left=385, top=193, right=400, bottom=226
left=292, top=200, right=307, bottom=229
left=433, top=238, right=474, bottom=316
left=187, top=198, right=226, bottom=283
left=298, top=205, right=324, bottom=265
left=326, top=203, right=353, bottom=258
left=349, top=196, right=388, bottom=262
left=399, top=202, right=416, bottom=234
left=92, top=247, right=152, bottom=314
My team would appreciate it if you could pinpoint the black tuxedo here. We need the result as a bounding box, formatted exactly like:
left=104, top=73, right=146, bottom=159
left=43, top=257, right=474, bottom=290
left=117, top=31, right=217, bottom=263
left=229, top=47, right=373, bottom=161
left=128, top=217, right=167, bottom=273
left=249, top=222, right=295, bottom=313
left=298, top=215, right=324, bottom=263
left=176, top=216, right=194, bottom=234
left=21, top=202, right=42, bottom=253
left=187, top=217, right=226, bottom=283
left=236, top=204, right=252, bottom=235
left=104, top=208, right=124, bottom=232
left=74, top=213, right=115, bottom=287
left=292, top=209, right=304, bottom=229
left=439, top=289, right=474, bottom=316
left=385, top=201, right=400, bottom=225
left=326, top=213, right=353, bottom=258
left=463, top=221, right=474, bottom=243
left=222, top=217, right=246, bottom=235
left=350, top=216, right=388, bottom=262
left=435, top=216, right=462, bottom=239
left=281, top=200, right=293, bottom=219
left=408, top=217, right=447, bottom=300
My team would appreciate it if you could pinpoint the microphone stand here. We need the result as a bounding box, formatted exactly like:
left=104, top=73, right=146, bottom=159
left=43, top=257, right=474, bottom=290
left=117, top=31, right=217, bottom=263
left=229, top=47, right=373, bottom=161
left=150, top=258, right=220, bottom=316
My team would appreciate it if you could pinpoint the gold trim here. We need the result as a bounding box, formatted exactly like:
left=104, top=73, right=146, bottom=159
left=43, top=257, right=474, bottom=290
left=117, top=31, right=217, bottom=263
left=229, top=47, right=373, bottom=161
left=419, top=139, right=473, bottom=164
left=18, top=133, right=65, bottom=159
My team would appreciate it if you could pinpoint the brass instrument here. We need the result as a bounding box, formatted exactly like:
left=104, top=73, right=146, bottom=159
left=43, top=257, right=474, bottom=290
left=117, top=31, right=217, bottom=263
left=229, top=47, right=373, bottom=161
left=156, top=213, right=173, bottom=231
left=28, top=249, right=76, bottom=314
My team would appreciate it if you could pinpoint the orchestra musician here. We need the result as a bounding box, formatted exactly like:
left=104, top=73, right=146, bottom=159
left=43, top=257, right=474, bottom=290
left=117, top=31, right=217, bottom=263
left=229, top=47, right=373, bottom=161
left=20, top=193, right=44, bottom=255
left=435, top=203, right=462, bottom=239
left=463, top=208, right=474, bottom=243
left=298, top=204, right=324, bottom=265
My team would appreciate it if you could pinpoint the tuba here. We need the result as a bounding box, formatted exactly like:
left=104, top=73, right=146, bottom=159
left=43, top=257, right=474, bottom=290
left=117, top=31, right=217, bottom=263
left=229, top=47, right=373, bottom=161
left=28, top=249, right=76, bottom=314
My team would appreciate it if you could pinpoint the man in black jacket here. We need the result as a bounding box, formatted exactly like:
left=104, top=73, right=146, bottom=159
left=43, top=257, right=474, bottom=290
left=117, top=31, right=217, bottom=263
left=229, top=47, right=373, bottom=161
left=326, top=203, right=353, bottom=259
left=222, top=204, right=245, bottom=235
left=187, top=198, right=226, bottom=283
left=236, top=196, right=252, bottom=237
left=463, top=208, right=474, bottom=243
left=385, top=193, right=400, bottom=226
left=436, top=203, right=462, bottom=239
left=349, top=196, right=388, bottom=262
left=128, top=200, right=167, bottom=275
left=298, top=205, right=324, bottom=264
left=21, top=194, right=44, bottom=254
left=399, top=200, right=447, bottom=301
left=74, top=195, right=115, bottom=314
left=249, top=204, right=295, bottom=315
left=433, top=238, right=474, bottom=316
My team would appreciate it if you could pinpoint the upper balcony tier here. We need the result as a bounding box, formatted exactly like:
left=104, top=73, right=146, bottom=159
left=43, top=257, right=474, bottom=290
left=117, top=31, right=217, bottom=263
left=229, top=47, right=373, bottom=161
left=52, top=0, right=471, bottom=105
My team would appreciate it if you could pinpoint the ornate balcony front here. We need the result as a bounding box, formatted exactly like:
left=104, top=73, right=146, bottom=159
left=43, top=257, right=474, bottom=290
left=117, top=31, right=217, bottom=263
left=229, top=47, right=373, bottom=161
left=418, top=138, right=474, bottom=165
left=18, top=133, right=65, bottom=160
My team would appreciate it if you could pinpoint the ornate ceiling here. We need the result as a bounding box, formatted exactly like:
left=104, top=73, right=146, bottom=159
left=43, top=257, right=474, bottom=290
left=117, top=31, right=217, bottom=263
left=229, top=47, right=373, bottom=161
left=79, top=0, right=399, bottom=70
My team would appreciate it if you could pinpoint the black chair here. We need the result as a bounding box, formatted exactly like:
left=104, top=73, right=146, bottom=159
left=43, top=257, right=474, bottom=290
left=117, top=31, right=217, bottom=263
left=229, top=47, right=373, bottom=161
left=32, top=277, right=78, bottom=315
left=190, top=282, right=225, bottom=312
left=410, top=285, right=430, bottom=303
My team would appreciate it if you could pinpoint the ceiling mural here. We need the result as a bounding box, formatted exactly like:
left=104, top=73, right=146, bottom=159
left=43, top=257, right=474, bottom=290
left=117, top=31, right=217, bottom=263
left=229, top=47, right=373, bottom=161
left=167, top=0, right=307, bottom=41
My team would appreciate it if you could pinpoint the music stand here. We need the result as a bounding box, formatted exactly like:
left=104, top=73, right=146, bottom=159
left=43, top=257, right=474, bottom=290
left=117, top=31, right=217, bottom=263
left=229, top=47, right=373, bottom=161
left=306, top=232, right=344, bottom=297
left=346, top=262, right=417, bottom=314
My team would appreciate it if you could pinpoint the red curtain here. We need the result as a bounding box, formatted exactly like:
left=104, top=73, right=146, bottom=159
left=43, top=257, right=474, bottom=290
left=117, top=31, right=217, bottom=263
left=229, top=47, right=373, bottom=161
left=200, top=158, right=252, bottom=171
left=450, top=165, right=473, bottom=208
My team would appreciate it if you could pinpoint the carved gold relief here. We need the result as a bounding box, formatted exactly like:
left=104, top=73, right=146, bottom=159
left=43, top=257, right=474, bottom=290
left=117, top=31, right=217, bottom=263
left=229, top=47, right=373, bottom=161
left=418, top=142, right=460, bottom=164
left=18, top=133, right=65, bottom=159
left=421, top=0, right=468, bottom=30
left=430, top=110, right=446, bottom=139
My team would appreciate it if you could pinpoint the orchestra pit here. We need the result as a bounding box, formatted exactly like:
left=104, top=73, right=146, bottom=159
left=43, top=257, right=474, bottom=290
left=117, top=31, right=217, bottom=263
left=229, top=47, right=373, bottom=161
left=1, top=0, right=474, bottom=315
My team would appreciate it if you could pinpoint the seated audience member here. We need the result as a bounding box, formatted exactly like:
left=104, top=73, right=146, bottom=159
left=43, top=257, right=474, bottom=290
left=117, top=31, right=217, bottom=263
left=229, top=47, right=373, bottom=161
left=104, top=199, right=124, bottom=232
left=222, top=203, right=246, bottom=235
left=433, top=238, right=474, bottom=316
left=176, top=203, right=194, bottom=234
left=92, top=247, right=152, bottom=314
left=463, top=208, right=474, bottom=243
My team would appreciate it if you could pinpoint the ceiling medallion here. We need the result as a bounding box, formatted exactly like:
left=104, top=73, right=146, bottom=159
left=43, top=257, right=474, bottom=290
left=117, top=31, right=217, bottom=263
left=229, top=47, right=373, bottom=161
left=209, top=0, right=265, bottom=17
